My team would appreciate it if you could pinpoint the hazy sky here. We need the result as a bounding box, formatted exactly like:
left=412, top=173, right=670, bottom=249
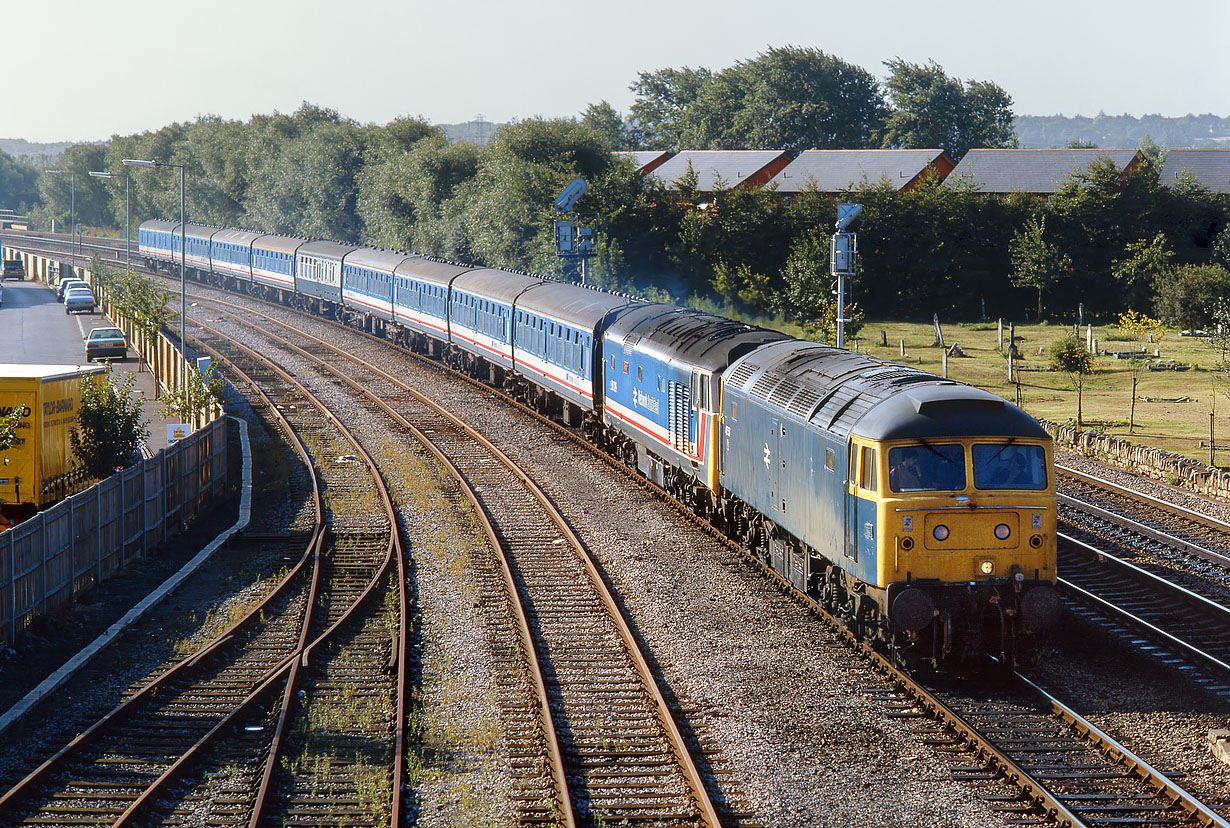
left=6, top=0, right=1228, bottom=143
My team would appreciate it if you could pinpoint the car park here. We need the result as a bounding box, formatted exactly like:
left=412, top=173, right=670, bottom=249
left=84, top=326, right=127, bottom=361
left=57, top=278, right=88, bottom=301
left=64, top=287, right=96, bottom=314
left=1, top=259, right=24, bottom=281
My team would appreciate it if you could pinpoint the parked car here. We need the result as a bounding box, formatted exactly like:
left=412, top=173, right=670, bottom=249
left=64, top=287, right=96, bottom=314
left=57, top=278, right=88, bottom=301
left=84, top=326, right=127, bottom=361
left=1, top=259, right=24, bottom=281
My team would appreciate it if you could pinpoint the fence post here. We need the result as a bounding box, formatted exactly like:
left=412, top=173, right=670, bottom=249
left=8, top=533, right=15, bottom=643
left=40, top=512, right=47, bottom=616
left=97, top=482, right=103, bottom=585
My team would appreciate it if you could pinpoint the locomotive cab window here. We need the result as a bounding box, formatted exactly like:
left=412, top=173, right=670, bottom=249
left=859, top=447, right=878, bottom=492
left=888, top=444, right=966, bottom=492
left=973, top=444, right=1046, bottom=490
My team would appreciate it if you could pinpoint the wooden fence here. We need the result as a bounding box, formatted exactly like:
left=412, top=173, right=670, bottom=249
left=0, top=407, right=228, bottom=644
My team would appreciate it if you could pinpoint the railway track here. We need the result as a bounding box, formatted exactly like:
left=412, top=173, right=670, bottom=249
left=188, top=289, right=1230, bottom=828
left=187, top=324, right=408, bottom=827
left=188, top=304, right=737, bottom=827
left=13, top=238, right=1227, bottom=825
left=0, top=312, right=409, bottom=826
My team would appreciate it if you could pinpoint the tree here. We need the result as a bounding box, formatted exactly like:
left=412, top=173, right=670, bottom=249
left=1213, top=224, right=1230, bottom=269
left=1116, top=310, right=1164, bottom=433
left=581, top=101, right=631, bottom=150
left=1009, top=215, right=1072, bottom=318
left=1050, top=334, right=1095, bottom=429
left=776, top=231, right=864, bottom=344
left=719, top=47, right=886, bottom=151
left=880, top=59, right=1017, bottom=160
left=628, top=66, right=713, bottom=149
left=71, top=371, right=148, bottom=479
left=1112, top=233, right=1174, bottom=311
left=161, top=365, right=224, bottom=425
left=1153, top=263, right=1230, bottom=329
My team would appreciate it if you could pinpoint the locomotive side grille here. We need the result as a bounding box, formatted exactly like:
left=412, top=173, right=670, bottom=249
left=669, top=381, right=690, bottom=452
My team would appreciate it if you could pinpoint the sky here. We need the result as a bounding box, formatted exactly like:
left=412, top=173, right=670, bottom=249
left=4, top=0, right=1228, bottom=143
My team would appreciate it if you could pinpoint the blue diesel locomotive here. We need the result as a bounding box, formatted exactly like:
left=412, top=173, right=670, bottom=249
left=139, top=219, right=1061, bottom=669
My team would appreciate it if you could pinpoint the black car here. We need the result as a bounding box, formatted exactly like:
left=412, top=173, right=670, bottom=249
left=1, top=259, right=24, bottom=281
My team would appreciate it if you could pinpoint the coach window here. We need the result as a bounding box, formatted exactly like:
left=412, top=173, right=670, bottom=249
left=637, top=366, right=642, bottom=381
left=826, top=448, right=835, bottom=471
left=860, top=446, right=878, bottom=492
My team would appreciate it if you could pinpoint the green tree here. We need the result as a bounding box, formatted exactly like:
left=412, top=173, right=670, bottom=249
left=776, top=231, right=864, bottom=343
left=1153, top=263, right=1230, bottom=329
left=71, top=371, right=149, bottom=478
left=161, top=365, right=224, bottom=425
left=1010, top=214, right=1071, bottom=318
left=1214, top=224, right=1230, bottom=269
left=0, top=150, right=40, bottom=211
left=880, top=59, right=1017, bottom=160
left=1050, top=334, right=1095, bottom=429
left=628, top=66, right=713, bottom=149
left=581, top=101, right=631, bottom=150
left=1112, top=232, right=1174, bottom=310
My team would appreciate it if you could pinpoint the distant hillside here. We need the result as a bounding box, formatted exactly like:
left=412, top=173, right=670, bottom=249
left=0, top=138, right=81, bottom=159
left=1015, top=113, right=1230, bottom=149
left=437, top=118, right=506, bottom=146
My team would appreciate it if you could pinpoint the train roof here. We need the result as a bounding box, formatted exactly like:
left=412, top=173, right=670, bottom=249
left=211, top=228, right=264, bottom=245
left=139, top=219, right=179, bottom=233
left=183, top=223, right=221, bottom=242
left=606, top=304, right=791, bottom=373
left=516, top=280, right=644, bottom=329
left=725, top=340, right=1048, bottom=441
left=253, top=233, right=306, bottom=255
left=296, top=240, right=358, bottom=262
left=452, top=268, right=545, bottom=303
left=392, top=257, right=477, bottom=287
left=345, top=247, right=413, bottom=273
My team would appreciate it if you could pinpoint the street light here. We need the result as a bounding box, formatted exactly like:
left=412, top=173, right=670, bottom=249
left=43, top=170, right=76, bottom=271
left=89, top=171, right=130, bottom=272
left=123, top=158, right=187, bottom=365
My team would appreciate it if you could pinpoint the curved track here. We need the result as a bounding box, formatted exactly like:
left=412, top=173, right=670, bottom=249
left=189, top=303, right=727, bottom=827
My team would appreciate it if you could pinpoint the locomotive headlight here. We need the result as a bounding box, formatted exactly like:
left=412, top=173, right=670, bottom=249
left=979, top=559, right=995, bottom=575
left=932, top=524, right=949, bottom=541
left=994, top=523, right=1011, bottom=540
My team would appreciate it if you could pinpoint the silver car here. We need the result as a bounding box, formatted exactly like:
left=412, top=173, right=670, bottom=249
left=64, top=287, right=96, bottom=314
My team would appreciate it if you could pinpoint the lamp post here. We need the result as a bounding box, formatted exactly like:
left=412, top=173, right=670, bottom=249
left=44, top=170, right=75, bottom=271
left=123, top=159, right=186, bottom=364
left=89, top=170, right=130, bottom=272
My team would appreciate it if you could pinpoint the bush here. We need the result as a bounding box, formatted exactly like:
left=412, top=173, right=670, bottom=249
left=1153, top=263, right=1230, bottom=329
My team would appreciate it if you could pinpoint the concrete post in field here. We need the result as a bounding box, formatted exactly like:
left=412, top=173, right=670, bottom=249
left=942, top=350, right=949, bottom=378
left=1008, top=351, right=1015, bottom=384
left=900, top=340, right=906, bottom=357
left=1086, top=324, right=1094, bottom=353
left=998, top=319, right=1004, bottom=351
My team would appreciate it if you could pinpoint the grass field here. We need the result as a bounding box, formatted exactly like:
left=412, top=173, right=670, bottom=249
left=834, top=318, right=1228, bottom=466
